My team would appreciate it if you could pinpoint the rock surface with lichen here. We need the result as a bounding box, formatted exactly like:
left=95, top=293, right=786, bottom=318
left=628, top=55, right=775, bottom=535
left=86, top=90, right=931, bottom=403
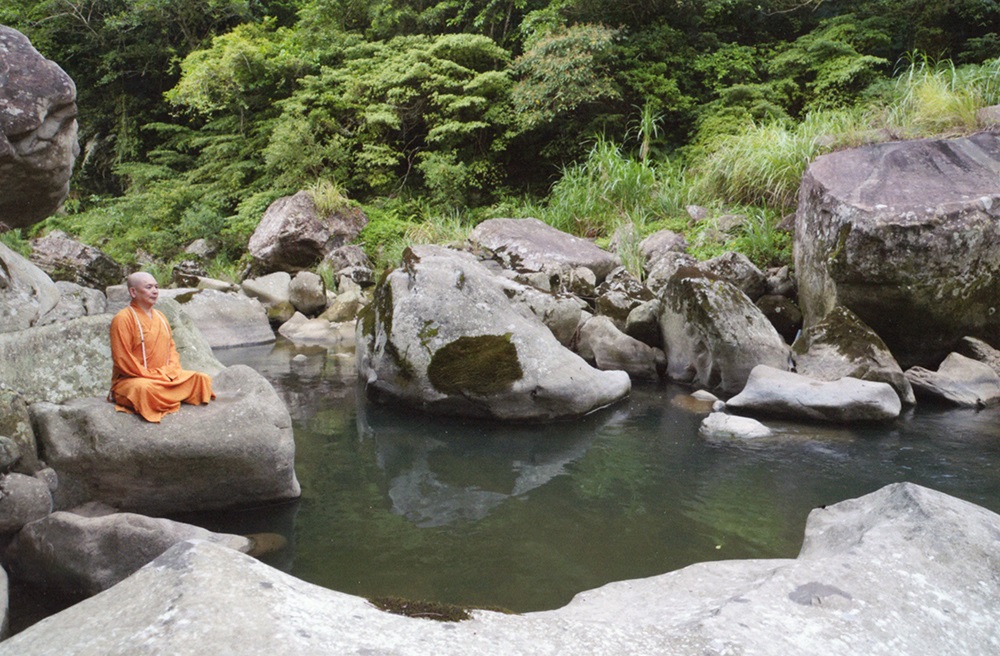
left=357, top=245, right=630, bottom=420
left=794, top=133, right=1000, bottom=368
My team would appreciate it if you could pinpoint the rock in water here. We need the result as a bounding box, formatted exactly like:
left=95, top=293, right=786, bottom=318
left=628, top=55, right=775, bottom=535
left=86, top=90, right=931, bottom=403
left=358, top=245, right=630, bottom=420
left=726, top=365, right=902, bottom=422
left=0, top=26, right=79, bottom=229
left=659, top=272, right=789, bottom=394
left=795, top=133, right=1000, bottom=368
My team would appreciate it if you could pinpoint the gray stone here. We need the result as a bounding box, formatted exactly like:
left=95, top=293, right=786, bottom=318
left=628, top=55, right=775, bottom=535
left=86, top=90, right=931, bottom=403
left=29, top=230, right=123, bottom=290
left=319, top=289, right=366, bottom=323
left=288, top=270, right=326, bottom=316
left=358, top=245, right=630, bottom=420
left=639, top=230, right=688, bottom=268
left=594, top=267, right=654, bottom=330
left=164, top=288, right=275, bottom=349
left=278, top=312, right=356, bottom=348
left=624, top=299, right=661, bottom=348
left=241, top=271, right=291, bottom=307
left=577, top=315, right=664, bottom=381
left=795, top=133, right=1000, bottom=368
left=727, top=365, right=902, bottom=422
left=3, top=483, right=998, bottom=656
left=956, top=336, right=1000, bottom=378
left=904, top=352, right=1000, bottom=407
left=0, top=241, right=60, bottom=333
left=644, top=251, right=700, bottom=294
left=36, top=280, right=107, bottom=326
left=30, top=365, right=300, bottom=514
left=321, top=244, right=371, bottom=272
left=0, top=26, right=79, bottom=230
left=659, top=273, right=789, bottom=394
left=698, top=412, right=772, bottom=440
left=469, top=218, right=618, bottom=283
left=0, top=473, right=52, bottom=533
left=792, top=306, right=914, bottom=405
left=0, top=389, right=39, bottom=473
left=703, top=251, right=767, bottom=301
left=0, top=436, right=19, bottom=472
left=182, top=238, right=219, bottom=260
left=248, top=191, right=368, bottom=273
left=5, top=510, right=251, bottom=596
left=506, top=286, right=587, bottom=348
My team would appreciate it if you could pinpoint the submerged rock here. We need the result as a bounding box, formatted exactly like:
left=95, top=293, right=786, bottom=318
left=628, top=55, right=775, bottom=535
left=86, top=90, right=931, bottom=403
left=358, top=245, right=630, bottom=420
left=727, top=365, right=902, bottom=422
left=3, top=483, right=998, bottom=656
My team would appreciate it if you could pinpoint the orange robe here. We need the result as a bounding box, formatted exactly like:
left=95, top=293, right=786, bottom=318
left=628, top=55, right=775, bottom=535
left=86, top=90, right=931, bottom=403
left=110, top=301, right=214, bottom=423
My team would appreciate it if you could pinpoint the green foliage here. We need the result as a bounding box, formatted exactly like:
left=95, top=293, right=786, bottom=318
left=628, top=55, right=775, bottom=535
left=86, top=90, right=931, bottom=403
left=511, top=23, right=620, bottom=131
left=0, top=229, right=32, bottom=257
left=687, top=208, right=791, bottom=269
left=265, top=33, right=513, bottom=203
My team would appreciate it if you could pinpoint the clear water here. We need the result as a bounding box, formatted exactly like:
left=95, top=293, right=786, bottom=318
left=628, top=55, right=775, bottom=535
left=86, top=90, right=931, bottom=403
left=194, top=339, right=1000, bottom=613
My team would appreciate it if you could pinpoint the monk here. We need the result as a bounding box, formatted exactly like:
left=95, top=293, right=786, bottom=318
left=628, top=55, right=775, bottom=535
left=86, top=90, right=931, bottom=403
left=109, top=272, right=214, bottom=422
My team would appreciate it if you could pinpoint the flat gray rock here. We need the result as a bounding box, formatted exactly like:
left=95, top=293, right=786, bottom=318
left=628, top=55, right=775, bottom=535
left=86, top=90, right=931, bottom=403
left=727, top=365, right=901, bottom=422
left=2, top=483, right=998, bottom=656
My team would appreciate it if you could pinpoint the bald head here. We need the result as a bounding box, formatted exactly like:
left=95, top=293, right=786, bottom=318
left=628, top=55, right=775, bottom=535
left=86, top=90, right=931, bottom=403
left=127, top=272, right=160, bottom=311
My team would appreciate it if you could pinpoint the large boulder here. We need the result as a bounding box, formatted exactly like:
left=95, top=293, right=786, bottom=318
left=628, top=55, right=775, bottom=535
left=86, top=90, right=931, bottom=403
left=726, top=365, right=902, bottom=422
left=659, top=272, right=789, bottom=394
left=248, top=191, right=367, bottom=274
left=3, top=483, right=999, bottom=656
left=469, top=218, right=618, bottom=283
left=0, top=26, right=79, bottom=230
left=358, top=245, right=630, bottom=420
left=5, top=509, right=251, bottom=596
left=792, top=305, right=915, bottom=405
left=162, top=288, right=275, bottom=350
left=0, top=240, right=60, bottom=333
left=795, top=133, right=1000, bottom=368
left=904, top=352, right=1000, bottom=407
left=28, top=230, right=123, bottom=289
left=29, top=364, right=300, bottom=514
left=702, top=251, right=767, bottom=302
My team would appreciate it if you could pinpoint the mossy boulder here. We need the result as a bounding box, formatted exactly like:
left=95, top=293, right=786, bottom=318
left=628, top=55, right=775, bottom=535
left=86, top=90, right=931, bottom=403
left=792, top=306, right=915, bottom=405
left=659, top=272, right=789, bottom=395
left=795, top=133, right=1000, bottom=368
left=358, top=245, right=630, bottom=420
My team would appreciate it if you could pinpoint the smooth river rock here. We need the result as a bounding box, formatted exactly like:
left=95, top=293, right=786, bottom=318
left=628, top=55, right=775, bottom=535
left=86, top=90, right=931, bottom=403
left=1, top=482, right=997, bottom=656
left=727, top=365, right=902, bottom=422
left=0, top=241, right=60, bottom=334
left=29, top=365, right=300, bottom=514
left=795, top=132, right=1000, bottom=368
left=5, top=509, right=251, bottom=596
left=358, top=245, right=630, bottom=420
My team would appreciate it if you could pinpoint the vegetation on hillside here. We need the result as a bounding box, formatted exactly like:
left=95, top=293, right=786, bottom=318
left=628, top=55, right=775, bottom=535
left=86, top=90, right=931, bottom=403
left=2, top=0, right=998, bottom=279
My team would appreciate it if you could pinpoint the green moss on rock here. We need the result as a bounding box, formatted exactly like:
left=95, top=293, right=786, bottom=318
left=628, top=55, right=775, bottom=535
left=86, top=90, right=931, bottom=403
left=427, top=334, right=523, bottom=396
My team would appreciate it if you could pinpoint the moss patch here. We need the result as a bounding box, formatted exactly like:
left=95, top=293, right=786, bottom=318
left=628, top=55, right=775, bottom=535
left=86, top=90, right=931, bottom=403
left=427, top=334, right=523, bottom=396
left=369, top=596, right=471, bottom=622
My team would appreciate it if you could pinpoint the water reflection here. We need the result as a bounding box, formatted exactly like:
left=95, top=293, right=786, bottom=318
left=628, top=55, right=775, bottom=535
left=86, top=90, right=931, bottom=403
left=211, top=341, right=1000, bottom=612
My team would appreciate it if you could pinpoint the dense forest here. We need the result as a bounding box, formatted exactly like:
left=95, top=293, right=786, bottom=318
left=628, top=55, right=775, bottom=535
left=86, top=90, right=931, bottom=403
left=2, top=0, right=999, bottom=278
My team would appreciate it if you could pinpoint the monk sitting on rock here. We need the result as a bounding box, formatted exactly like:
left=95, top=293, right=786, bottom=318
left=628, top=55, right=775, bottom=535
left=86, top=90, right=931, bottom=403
left=109, top=272, right=214, bottom=422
